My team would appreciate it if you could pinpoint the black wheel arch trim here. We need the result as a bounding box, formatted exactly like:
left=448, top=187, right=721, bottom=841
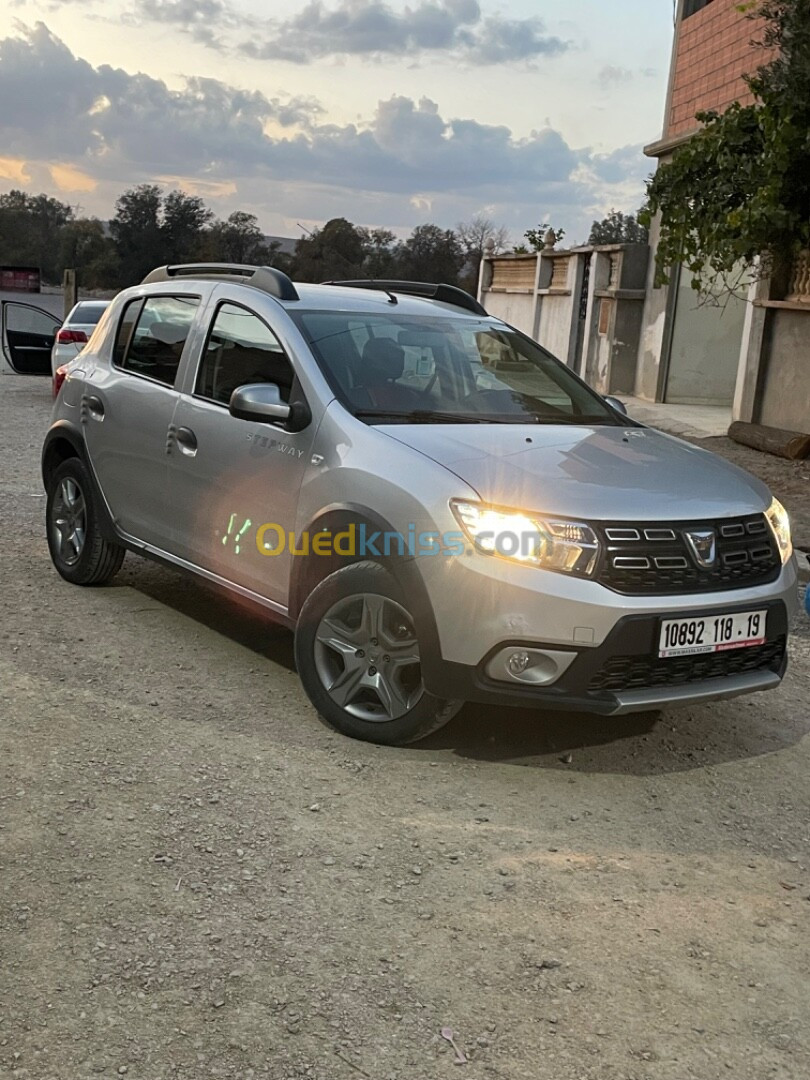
left=42, top=419, right=85, bottom=482
left=289, top=501, right=443, bottom=672
left=42, top=421, right=118, bottom=541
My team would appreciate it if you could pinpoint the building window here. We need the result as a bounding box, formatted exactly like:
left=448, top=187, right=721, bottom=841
left=683, top=0, right=714, bottom=18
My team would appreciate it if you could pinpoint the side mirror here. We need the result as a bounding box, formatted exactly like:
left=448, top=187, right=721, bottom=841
left=229, top=383, right=291, bottom=425
left=604, top=395, right=628, bottom=416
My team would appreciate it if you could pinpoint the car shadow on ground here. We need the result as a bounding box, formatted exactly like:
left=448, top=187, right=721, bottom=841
left=119, top=562, right=810, bottom=778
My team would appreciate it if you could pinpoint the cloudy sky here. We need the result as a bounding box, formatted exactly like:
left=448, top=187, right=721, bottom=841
left=0, top=0, right=674, bottom=243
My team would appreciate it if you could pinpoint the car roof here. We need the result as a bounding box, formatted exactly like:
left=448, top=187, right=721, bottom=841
left=287, top=283, right=488, bottom=319
left=139, top=264, right=491, bottom=321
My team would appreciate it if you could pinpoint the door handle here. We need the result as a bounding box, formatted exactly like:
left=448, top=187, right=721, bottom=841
left=175, top=426, right=198, bottom=457
left=86, top=395, right=105, bottom=421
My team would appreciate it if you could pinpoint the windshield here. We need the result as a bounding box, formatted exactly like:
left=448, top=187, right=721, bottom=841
left=291, top=311, right=618, bottom=426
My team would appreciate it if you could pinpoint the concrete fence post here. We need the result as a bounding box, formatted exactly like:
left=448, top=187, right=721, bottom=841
left=63, top=269, right=78, bottom=321
left=733, top=267, right=770, bottom=424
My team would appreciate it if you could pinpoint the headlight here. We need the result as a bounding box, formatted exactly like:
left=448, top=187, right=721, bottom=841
left=766, top=496, right=793, bottom=565
left=452, top=500, right=600, bottom=577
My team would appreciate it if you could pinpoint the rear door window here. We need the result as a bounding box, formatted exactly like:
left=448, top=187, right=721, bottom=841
left=113, top=295, right=200, bottom=387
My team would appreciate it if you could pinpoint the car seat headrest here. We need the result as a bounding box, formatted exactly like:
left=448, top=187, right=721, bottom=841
left=149, top=322, right=188, bottom=346
left=362, top=337, right=405, bottom=382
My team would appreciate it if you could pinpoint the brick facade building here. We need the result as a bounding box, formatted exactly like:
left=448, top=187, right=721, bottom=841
left=666, top=0, right=762, bottom=142
left=651, top=0, right=764, bottom=156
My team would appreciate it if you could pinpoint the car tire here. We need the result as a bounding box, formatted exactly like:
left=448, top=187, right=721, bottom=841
left=295, top=560, right=463, bottom=746
left=46, top=458, right=125, bottom=586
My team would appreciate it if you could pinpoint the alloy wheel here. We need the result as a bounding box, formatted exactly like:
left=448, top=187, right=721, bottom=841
left=51, top=477, right=87, bottom=566
left=314, top=593, right=424, bottom=722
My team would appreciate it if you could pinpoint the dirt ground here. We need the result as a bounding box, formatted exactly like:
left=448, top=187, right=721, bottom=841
left=1, top=375, right=809, bottom=1080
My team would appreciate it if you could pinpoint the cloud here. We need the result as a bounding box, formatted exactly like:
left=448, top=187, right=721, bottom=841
left=122, top=0, right=571, bottom=65
left=595, top=65, right=660, bottom=91
left=588, top=144, right=650, bottom=186
left=0, top=156, right=30, bottom=184
left=127, top=0, right=234, bottom=48
left=49, top=162, right=97, bottom=192
left=0, top=23, right=648, bottom=240
left=235, top=0, right=570, bottom=66
left=0, top=22, right=321, bottom=164
left=596, top=65, right=634, bottom=90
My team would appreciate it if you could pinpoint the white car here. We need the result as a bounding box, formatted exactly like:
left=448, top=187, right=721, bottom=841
left=51, top=300, right=110, bottom=374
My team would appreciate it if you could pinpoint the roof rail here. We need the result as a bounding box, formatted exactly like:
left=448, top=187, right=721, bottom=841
left=141, top=263, right=299, bottom=302
left=324, top=279, right=488, bottom=317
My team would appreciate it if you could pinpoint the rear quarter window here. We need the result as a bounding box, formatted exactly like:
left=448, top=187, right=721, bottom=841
left=112, top=295, right=200, bottom=387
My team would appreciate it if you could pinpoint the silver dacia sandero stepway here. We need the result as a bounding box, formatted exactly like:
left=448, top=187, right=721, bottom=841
left=43, top=264, right=799, bottom=744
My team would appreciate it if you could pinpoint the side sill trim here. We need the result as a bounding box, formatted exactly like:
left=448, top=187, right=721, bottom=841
left=119, top=532, right=292, bottom=626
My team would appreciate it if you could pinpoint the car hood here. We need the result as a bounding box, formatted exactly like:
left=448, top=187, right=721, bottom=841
left=379, top=423, right=772, bottom=521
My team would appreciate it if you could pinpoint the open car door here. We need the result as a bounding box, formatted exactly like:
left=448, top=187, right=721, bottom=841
left=1, top=301, right=61, bottom=374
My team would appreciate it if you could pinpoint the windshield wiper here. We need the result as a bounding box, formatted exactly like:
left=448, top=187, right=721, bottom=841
left=355, top=409, right=617, bottom=427
left=355, top=409, right=506, bottom=425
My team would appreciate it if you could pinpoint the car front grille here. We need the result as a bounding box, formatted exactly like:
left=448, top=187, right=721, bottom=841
left=588, top=636, right=787, bottom=693
left=595, top=514, right=780, bottom=595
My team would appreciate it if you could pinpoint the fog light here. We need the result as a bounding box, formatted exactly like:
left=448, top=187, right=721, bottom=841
left=508, top=651, right=532, bottom=676
left=486, top=647, right=578, bottom=687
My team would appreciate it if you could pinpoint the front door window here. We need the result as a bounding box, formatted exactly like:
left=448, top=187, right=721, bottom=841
left=196, top=302, right=295, bottom=405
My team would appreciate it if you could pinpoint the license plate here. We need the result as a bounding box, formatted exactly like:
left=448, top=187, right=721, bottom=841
left=659, top=610, right=768, bottom=658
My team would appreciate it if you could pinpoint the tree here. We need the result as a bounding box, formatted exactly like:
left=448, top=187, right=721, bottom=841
left=456, top=215, right=510, bottom=264
left=395, top=224, right=464, bottom=285
left=292, top=218, right=367, bottom=282
left=456, top=214, right=510, bottom=293
left=162, top=191, right=213, bottom=263
left=588, top=208, right=649, bottom=246
left=0, top=190, right=74, bottom=281
left=523, top=223, right=566, bottom=251
left=644, top=0, right=810, bottom=295
left=358, top=227, right=398, bottom=278
left=58, top=219, right=118, bottom=290
left=110, top=184, right=165, bottom=286
left=205, top=210, right=278, bottom=265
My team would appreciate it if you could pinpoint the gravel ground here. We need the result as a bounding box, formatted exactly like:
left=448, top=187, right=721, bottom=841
left=1, top=375, right=809, bottom=1080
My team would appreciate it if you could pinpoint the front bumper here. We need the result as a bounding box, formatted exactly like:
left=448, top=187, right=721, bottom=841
left=422, top=597, right=789, bottom=713
left=416, top=548, right=798, bottom=712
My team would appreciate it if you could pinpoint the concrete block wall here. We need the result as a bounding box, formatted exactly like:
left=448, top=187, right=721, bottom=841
left=479, top=246, right=648, bottom=393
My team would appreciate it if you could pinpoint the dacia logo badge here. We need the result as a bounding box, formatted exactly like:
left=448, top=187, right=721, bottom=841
left=684, top=528, right=717, bottom=569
